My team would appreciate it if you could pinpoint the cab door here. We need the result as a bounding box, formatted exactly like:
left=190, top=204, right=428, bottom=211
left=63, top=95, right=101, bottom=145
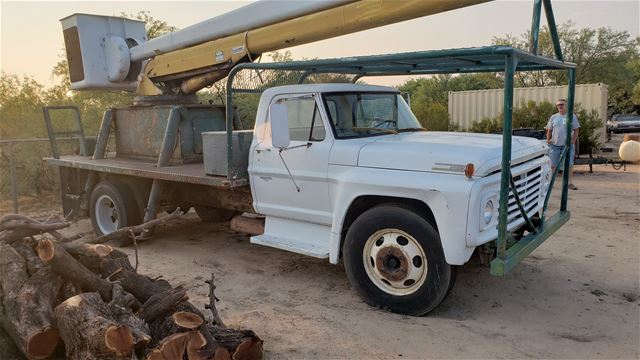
left=249, top=94, right=333, bottom=225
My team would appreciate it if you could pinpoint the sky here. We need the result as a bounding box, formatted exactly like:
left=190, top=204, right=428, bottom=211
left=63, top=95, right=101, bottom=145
left=1, top=0, right=639, bottom=87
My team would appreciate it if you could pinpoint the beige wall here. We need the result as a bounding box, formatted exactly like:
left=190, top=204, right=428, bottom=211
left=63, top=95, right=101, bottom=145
left=448, top=83, right=609, bottom=143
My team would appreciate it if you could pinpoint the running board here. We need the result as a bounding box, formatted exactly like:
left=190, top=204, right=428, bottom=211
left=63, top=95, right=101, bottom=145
left=250, top=216, right=330, bottom=258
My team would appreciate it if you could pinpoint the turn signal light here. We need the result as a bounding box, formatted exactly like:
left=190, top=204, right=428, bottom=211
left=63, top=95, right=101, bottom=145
left=464, top=163, right=475, bottom=178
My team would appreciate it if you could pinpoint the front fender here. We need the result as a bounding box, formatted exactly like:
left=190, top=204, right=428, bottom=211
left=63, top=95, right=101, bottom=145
left=327, top=166, right=475, bottom=265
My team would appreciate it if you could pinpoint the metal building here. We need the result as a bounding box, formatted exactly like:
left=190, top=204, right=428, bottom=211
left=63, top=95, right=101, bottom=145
left=448, top=83, right=609, bottom=143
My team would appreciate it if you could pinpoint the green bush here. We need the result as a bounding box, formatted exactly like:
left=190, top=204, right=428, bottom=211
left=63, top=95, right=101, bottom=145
left=412, top=101, right=449, bottom=131
left=467, top=100, right=602, bottom=154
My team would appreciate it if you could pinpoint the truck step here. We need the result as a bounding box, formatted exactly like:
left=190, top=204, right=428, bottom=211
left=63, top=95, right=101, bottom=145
left=251, top=234, right=329, bottom=258
left=250, top=216, right=330, bottom=258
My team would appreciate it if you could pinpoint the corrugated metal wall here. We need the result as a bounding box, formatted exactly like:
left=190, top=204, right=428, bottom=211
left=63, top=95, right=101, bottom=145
left=448, top=83, right=609, bottom=143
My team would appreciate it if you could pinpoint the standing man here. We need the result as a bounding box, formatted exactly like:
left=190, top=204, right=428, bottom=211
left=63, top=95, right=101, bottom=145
left=546, top=98, right=580, bottom=190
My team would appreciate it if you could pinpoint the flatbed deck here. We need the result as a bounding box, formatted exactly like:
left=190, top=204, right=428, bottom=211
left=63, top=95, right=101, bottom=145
left=45, top=155, right=249, bottom=188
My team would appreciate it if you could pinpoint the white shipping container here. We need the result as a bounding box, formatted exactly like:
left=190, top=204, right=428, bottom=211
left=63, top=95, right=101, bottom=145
left=448, top=83, right=609, bottom=145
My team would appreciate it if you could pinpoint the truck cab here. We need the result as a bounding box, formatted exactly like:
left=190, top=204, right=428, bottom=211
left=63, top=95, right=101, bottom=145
left=248, top=84, right=552, bottom=315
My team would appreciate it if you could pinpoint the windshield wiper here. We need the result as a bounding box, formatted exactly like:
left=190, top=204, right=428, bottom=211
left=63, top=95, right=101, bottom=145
left=397, top=127, right=428, bottom=133
left=352, top=127, right=398, bottom=134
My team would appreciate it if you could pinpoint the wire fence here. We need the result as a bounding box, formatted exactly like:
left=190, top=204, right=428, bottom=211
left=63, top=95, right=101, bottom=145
left=0, top=137, right=85, bottom=217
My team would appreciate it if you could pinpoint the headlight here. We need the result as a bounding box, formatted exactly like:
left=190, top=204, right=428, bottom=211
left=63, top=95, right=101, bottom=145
left=482, top=199, right=494, bottom=224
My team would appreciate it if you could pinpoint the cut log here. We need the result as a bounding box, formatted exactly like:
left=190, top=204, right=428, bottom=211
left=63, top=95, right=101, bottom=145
left=172, top=312, right=204, bottom=330
left=229, top=215, right=264, bottom=236
left=62, top=240, right=170, bottom=304
left=146, top=332, right=190, bottom=360
left=146, top=331, right=208, bottom=360
left=11, top=241, right=46, bottom=275
left=36, top=238, right=140, bottom=310
left=186, top=331, right=208, bottom=360
left=138, top=287, right=188, bottom=323
left=0, top=322, right=25, bottom=360
left=208, top=325, right=263, bottom=360
left=55, top=292, right=150, bottom=360
left=213, top=347, right=232, bottom=360
left=0, top=242, right=61, bottom=359
left=232, top=337, right=263, bottom=360
left=148, top=307, right=207, bottom=348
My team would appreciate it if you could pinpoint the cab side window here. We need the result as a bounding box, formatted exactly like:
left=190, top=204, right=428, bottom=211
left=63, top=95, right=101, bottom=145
left=283, top=98, right=326, bottom=142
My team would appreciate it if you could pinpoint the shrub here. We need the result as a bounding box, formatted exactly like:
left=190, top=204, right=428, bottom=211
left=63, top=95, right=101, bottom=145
left=467, top=100, right=602, bottom=154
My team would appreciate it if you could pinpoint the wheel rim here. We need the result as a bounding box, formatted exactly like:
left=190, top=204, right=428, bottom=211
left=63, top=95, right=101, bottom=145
left=95, top=194, right=119, bottom=235
left=363, top=228, right=427, bottom=296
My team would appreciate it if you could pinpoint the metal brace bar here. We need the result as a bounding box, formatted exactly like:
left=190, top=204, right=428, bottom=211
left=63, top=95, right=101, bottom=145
left=509, top=172, right=538, bottom=233
left=496, top=54, right=517, bottom=260
left=529, top=0, right=543, bottom=54
left=542, top=0, right=564, bottom=61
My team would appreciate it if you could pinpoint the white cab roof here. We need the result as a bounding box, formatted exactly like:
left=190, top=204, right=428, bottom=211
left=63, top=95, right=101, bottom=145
left=261, top=83, right=399, bottom=99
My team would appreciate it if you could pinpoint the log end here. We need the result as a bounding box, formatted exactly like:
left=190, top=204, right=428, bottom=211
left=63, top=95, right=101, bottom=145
left=232, top=337, right=263, bottom=360
left=92, top=244, right=113, bottom=257
left=172, top=311, right=204, bottom=330
left=147, top=332, right=190, bottom=360
left=104, top=325, right=133, bottom=357
left=186, top=331, right=207, bottom=360
left=26, top=326, right=59, bottom=360
left=214, top=346, right=232, bottom=360
left=36, top=238, right=55, bottom=263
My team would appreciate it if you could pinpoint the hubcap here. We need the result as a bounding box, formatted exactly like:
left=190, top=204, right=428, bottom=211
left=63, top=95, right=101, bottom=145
left=95, top=195, right=119, bottom=235
left=363, top=229, right=427, bottom=296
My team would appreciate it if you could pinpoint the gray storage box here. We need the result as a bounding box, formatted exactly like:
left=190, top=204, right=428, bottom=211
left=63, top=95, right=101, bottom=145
left=203, top=130, right=253, bottom=178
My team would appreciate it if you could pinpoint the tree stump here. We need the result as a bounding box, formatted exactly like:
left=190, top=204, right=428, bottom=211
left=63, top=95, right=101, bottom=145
left=55, top=292, right=150, bottom=360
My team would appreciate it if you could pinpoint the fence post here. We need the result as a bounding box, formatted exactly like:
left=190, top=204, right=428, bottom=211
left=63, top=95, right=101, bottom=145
left=9, top=143, right=19, bottom=213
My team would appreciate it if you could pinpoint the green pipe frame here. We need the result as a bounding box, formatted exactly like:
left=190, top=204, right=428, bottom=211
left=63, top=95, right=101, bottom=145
left=222, top=0, right=575, bottom=276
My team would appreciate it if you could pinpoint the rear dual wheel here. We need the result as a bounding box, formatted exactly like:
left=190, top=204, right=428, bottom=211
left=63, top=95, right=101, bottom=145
left=343, top=204, right=455, bottom=316
left=194, top=206, right=238, bottom=223
left=89, top=180, right=142, bottom=236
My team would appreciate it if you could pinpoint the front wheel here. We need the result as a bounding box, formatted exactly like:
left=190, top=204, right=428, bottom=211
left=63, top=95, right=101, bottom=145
left=343, top=204, right=455, bottom=316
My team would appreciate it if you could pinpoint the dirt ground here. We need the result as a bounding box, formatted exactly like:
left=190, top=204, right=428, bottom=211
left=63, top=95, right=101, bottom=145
left=59, top=141, right=639, bottom=359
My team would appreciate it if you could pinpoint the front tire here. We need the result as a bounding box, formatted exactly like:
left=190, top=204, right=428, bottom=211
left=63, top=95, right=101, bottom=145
left=89, top=180, right=141, bottom=236
left=343, top=204, right=455, bottom=316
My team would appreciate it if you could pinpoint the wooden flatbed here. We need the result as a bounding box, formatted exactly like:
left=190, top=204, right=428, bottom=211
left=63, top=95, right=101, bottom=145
left=45, top=155, right=249, bottom=188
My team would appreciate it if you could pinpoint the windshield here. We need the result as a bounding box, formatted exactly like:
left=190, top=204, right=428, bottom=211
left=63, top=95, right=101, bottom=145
left=614, top=115, right=640, bottom=122
left=322, top=92, right=423, bottom=139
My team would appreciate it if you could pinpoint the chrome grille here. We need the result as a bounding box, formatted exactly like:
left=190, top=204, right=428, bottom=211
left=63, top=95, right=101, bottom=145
left=507, top=166, right=543, bottom=226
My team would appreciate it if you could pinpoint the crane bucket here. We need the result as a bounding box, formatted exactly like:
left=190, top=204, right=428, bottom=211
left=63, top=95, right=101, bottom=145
left=61, top=13, right=146, bottom=91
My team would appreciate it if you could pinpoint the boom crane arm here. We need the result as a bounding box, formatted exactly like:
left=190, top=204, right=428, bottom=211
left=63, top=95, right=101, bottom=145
left=61, top=0, right=492, bottom=96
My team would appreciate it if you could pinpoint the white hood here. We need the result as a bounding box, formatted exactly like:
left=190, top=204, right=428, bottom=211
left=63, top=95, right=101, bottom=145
left=356, top=132, right=548, bottom=177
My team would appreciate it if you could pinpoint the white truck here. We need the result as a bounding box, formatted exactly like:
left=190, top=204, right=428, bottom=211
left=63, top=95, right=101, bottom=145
left=47, top=82, right=552, bottom=315
left=46, top=0, right=576, bottom=315
left=249, top=83, right=550, bottom=314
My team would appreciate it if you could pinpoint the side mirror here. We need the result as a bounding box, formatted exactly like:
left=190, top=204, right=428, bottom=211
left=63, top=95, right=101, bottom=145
left=270, top=103, right=290, bottom=149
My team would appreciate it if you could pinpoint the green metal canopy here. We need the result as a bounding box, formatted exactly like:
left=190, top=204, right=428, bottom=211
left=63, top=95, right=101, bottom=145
left=228, top=45, right=575, bottom=87
left=223, top=0, right=578, bottom=277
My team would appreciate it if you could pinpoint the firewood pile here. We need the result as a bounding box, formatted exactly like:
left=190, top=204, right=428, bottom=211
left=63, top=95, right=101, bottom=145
left=0, top=213, right=262, bottom=360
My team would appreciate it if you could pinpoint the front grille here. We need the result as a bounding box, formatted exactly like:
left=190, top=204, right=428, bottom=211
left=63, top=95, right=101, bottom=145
left=507, top=166, right=543, bottom=226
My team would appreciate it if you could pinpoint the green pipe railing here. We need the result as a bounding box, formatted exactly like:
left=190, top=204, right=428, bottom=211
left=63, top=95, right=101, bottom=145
left=223, top=0, right=576, bottom=276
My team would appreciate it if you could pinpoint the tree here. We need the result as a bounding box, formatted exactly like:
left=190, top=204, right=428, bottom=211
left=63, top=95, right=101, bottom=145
left=493, top=21, right=640, bottom=115
left=398, top=73, right=503, bottom=130
left=121, top=11, right=177, bottom=40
